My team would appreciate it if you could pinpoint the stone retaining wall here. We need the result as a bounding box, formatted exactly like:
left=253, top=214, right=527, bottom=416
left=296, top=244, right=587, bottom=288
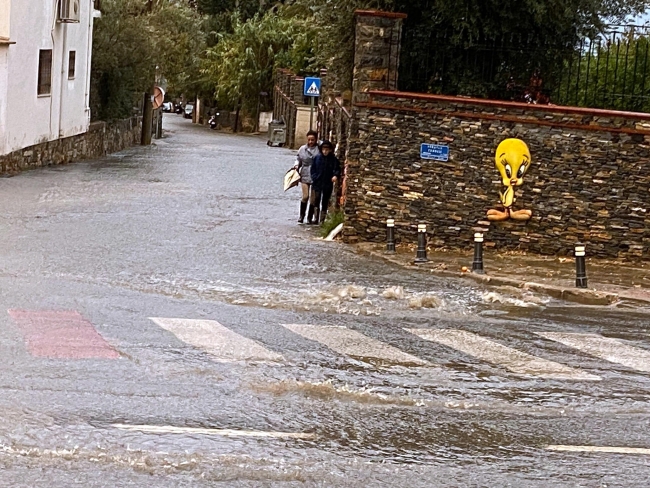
left=0, top=116, right=141, bottom=174
left=344, top=91, right=650, bottom=260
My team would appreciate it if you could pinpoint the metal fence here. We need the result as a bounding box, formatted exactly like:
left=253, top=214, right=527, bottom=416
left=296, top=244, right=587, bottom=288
left=399, top=25, right=650, bottom=113
left=554, top=29, right=650, bottom=112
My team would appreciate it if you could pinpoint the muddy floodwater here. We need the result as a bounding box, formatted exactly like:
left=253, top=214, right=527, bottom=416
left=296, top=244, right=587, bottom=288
left=0, top=116, right=648, bottom=486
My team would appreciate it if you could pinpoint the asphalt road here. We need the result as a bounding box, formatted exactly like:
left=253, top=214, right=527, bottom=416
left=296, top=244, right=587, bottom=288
left=0, top=115, right=648, bottom=487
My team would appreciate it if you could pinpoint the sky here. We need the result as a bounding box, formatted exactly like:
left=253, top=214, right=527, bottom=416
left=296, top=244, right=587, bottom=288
left=628, top=11, right=650, bottom=25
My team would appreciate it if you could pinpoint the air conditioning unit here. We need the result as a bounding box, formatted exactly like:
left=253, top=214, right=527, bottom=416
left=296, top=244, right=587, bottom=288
left=58, top=0, right=81, bottom=23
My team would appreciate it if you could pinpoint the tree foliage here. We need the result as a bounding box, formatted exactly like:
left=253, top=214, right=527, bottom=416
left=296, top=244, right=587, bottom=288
left=195, top=0, right=273, bottom=45
left=195, top=0, right=270, bottom=17
left=200, top=0, right=393, bottom=100
left=201, top=8, right=318, bottom=117
left=91, top=0, right=206, bottom=120
left=286, top=0, right=393, bottom=93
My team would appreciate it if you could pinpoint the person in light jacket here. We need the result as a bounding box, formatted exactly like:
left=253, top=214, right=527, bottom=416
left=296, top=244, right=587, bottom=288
left=309, top=140, right=341, bottom=224
left=293, top=130, right=320, bottom=223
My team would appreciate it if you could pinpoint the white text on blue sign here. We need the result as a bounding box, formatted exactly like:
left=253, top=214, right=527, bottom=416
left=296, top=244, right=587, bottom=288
left=420, top=143, right=450, bottom=161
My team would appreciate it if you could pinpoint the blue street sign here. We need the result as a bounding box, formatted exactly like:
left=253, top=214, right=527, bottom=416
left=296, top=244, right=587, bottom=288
left=304, top=77, right=321, bottom=97
left=420, top=143, right=449, bottom=161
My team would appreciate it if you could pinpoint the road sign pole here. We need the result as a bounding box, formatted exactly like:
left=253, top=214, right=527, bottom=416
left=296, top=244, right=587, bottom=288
left=304, top=77, right=321, bottom=132
left=309, top=96, right=314, bottom=131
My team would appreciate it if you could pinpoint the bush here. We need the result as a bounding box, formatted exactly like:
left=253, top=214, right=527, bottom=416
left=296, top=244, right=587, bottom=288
left=320, top=210, right=344, bottom=238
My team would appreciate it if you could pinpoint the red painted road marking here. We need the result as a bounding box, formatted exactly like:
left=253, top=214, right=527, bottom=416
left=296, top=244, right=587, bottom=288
left=8, top=310, right=119, bottom=359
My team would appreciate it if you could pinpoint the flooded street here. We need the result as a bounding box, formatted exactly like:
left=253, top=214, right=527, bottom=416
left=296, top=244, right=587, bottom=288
left=0, top=116, right=648, bottom=486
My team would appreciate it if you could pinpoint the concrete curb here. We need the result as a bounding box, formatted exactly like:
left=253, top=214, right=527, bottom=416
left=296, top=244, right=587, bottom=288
left=358, top=246, right=621, bottom=307
left=463, top=273, right=619, bottom=306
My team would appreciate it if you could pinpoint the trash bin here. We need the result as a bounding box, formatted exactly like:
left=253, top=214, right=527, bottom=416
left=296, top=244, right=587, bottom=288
left=267, top=119, right=286, bottom=147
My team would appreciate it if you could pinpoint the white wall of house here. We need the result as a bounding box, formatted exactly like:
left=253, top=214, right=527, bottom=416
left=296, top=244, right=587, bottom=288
left=0, top=0, right=11, bottom=42
left=0, top=0, right=95, bottom=156
left=0, top=47, right=8, bottom=156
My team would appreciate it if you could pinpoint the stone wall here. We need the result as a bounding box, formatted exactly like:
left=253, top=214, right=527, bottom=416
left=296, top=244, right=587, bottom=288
left=344, top=91, right=650, bottom=260
left=0, top=116, right=141, bottom=173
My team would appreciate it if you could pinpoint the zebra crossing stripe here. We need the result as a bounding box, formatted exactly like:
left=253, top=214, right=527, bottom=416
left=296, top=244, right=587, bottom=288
left=150, top=318, right=283, bottom=363
left=546, top=445, right=650, bottom=455
left=282, top=324, right=429, bottom=366
left=407, top=329, right=601, bottom=381
left=112, top=424, right=315, bottom=440
left=536, top=332, right=650, bottom=373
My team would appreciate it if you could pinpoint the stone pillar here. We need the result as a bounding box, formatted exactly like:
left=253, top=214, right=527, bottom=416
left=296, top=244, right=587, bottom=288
left=342, top=10, right=406, bottom=243
left=352, top=10, right=407, bottom=105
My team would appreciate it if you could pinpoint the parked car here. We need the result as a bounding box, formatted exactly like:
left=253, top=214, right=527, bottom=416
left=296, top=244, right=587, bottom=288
left=183, top=103, right=194, bottom=119
left=162, top=102, right=173, bottom=113
left=174, top=103, right=183, bottom=114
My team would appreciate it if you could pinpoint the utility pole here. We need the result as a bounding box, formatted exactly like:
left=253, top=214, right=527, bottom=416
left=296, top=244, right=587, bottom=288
left=140, top=0, right=155, bottom=145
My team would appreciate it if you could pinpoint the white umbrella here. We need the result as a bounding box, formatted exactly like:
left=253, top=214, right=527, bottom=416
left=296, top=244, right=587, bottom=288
left=283, top=168, right=301, bottom=191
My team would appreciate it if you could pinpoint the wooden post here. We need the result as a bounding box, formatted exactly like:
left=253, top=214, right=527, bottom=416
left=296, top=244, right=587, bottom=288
left=141, top=90, right=153, bottom=145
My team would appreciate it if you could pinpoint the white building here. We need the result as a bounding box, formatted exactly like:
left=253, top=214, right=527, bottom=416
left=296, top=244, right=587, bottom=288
left=0, top=0, right=96, bottom=156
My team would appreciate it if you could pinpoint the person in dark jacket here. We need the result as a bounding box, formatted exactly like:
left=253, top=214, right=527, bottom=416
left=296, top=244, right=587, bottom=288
left=309, top=140, right=341, bottom=224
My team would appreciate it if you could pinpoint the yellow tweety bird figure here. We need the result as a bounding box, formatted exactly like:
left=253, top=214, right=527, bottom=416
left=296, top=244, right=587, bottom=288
left=487, top=138, right=533, bottom=221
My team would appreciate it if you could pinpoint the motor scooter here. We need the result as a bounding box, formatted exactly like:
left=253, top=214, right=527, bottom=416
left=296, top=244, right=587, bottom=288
left=209, top=113, right=220, bottom=130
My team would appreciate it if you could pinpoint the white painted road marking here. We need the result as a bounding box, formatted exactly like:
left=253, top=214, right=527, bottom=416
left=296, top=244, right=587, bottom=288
left=282, top=324, right=429, bottom=366
left=150, top=318, right=283, bottom=362
left=546, top=445, right=650, bottom=455
left=536, top=332, right=650, bottom=373
left=408, top=329, right=601, bottom=380
left=112, top=424, right=315, bottom=439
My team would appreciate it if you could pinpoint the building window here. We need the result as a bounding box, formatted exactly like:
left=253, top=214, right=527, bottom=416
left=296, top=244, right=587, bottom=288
left=37, top=50, right=52, bottom=96
left=68, top=51, right=76, bottom=79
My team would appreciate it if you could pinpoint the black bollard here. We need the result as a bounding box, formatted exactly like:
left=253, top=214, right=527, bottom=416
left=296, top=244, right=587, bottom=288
left=575, top=243, right=588, bottom=289
left=386, top=219, right=396, bottom=254
left=472, top=232, right=485, bottom=274
left=414, top=224, right=429, bottom=264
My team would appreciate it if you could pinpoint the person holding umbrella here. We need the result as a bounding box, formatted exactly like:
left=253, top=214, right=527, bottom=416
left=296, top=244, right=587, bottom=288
left=309, top=140, right=340, bottom=224
left=293, top=130, right=320, bottom=223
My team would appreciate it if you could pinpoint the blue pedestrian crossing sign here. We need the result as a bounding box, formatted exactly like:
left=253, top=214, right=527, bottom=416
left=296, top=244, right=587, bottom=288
left=304, top=77, right=321, bottom=97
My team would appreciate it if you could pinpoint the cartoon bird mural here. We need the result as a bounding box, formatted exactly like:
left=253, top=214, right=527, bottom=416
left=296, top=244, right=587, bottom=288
left=487, top=138, right=533, bottom=221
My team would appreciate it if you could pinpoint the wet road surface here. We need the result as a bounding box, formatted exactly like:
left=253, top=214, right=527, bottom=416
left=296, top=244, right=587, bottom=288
left=0, top=115, right=649, bottom=486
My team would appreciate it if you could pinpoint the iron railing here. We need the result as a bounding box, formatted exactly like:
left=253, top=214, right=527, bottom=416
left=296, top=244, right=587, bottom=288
left=399, top=25, right=650, bottom=113
left=554, top=28, right=650, bottom=112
